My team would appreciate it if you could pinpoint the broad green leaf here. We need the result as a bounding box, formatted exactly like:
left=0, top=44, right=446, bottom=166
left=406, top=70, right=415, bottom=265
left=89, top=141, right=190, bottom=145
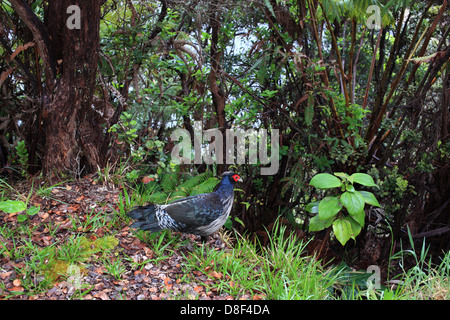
left=0, top=200, right=26, bottom=214
left=318, top=196, right=342, bottom=220
left=17, top=214, right=27, bottom=222
left=305, top=201, right=320, bottom=214
left=340, top=191, right=365, bottom=216
left=309, top=214, right=334, bottom=232
left=359, top=191, right=381, bottom=207
left=27, top=205, right=40, bottom=216
left=350, top=207, right=365, bottom=227
left=334, top=172, right=350, bottom=181
left=309, top=173, right=342, bottom=189
left=346, top=184, right=355, bottom=192
left=350, top=173, right=378, bottom=188
left=333, top=218, right=352, bottom=245
left=346, top=216, right=362, bottom=240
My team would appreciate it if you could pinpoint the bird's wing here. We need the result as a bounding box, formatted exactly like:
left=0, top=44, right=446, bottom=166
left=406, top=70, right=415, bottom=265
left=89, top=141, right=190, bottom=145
left=163, top=193, right=224, bottom=227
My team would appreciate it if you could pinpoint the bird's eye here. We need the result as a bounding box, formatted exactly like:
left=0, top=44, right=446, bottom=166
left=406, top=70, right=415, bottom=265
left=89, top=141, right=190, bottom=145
left=233, top=174, right=241, bottom=182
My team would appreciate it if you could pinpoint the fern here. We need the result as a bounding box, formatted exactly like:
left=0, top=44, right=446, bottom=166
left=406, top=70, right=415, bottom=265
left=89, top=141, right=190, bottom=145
left=189, top=177, right=219, bottom=196
left=176, top=171, right=212, bottom=192
left=15, top=140, right=29, bottom=176
left=144, top=171, right=218, bottom=204
left=148, top=191, right=169, bottom=204
left=160, top=172, right=179, bottom=193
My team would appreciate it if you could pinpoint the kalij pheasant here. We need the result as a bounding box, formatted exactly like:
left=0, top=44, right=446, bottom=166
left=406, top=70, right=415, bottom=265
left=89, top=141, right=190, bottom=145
left=127, top=171, right=242, bottom=241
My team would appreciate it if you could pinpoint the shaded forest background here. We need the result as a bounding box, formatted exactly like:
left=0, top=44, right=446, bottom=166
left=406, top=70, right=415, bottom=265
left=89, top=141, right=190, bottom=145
left=0, top=0, right=449, bottom=270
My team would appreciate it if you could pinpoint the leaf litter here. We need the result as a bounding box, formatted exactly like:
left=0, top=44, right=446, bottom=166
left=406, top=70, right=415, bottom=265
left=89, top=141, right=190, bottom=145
left=0, top=176, right=241, bottom=300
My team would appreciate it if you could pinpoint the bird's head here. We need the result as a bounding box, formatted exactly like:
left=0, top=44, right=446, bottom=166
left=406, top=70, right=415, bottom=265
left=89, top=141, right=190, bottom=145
left=220, top=171, right=243, bottom=184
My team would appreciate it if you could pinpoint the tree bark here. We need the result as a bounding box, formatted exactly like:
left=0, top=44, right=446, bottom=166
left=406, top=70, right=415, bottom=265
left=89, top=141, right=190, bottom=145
left=10, top=0, right=102, bottom=177
left=208, top=5, right=226, bottom=174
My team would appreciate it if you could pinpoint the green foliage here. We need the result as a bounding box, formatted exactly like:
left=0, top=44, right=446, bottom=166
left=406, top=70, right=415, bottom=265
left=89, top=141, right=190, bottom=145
left=108, top=112, right=142, bottom=162
left=0, top=200, right=26, bottom=213
left=183, top=220, right=341, bottom=299
left=367, top=166, right=414, bottom=213
left=0, top=199, right=39, bottom=223
left=160, top=171, right=179, bottom=193
left=42, top=235, right=119, bottom=285
left=15, top=140, right=29, bottom=176
left=307, top=172, right=380, bottom=245
left=2, top=0, right=448, bottom=286
left=140, top=171, right=216, bottom=204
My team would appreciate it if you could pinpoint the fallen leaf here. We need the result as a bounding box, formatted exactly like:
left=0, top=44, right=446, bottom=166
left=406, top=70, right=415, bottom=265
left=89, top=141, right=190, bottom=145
left=95, top=266, right=106, bottom=274
left=98, top=291, right=109, bottom=300
left=194, top=285, right=203, bottom=293
left=8, top=286, right=24, bottom=292
left=67, top=206, right=78, bottom=212
left=0, top=271, right=12, bottom=280
left=143, top=246, right=153, bottom=257
left=13, top=279, right=21, bottom=287
left=94, top=283, right=105, bottom=291
left=164, top=277, right=173, bottom=287
left=13, top=262, right=25, bottom=268
left=208, top=271, right=223, bottom=279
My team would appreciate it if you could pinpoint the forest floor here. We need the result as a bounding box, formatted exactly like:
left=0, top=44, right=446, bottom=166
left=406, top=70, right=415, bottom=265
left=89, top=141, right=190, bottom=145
left=1, top=177, right=448, bottom=301
left=0, top=177, right=244, bottom=300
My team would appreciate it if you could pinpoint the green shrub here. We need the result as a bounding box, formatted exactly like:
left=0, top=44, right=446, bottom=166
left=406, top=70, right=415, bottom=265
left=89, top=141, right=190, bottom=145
left=307, top=172, right=381, bottom=245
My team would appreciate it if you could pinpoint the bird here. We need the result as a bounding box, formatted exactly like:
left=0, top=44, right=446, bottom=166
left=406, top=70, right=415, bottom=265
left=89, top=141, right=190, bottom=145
left=127, top=171, right=243, bottom=242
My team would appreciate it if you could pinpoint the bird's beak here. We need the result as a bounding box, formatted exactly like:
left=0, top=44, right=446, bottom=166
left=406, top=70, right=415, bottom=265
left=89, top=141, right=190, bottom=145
left=238, top=177, right=243, bottom=183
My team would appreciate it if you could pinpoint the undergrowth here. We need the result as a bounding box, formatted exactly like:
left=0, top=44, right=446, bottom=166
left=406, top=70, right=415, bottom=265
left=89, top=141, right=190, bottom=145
left=0, top=177, right=448, bottom=300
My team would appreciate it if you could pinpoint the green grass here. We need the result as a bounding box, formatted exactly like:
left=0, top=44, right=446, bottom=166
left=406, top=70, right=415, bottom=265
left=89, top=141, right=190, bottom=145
left=387, top=229, right=450, bottom=300
left=182, top=222, right=342, bottom=299
left=1, top=179, right=448, bottom=300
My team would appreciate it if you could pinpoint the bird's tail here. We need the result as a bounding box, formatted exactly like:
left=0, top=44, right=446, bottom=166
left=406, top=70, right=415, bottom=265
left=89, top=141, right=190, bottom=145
left=127, top=205, right=162, bottom=232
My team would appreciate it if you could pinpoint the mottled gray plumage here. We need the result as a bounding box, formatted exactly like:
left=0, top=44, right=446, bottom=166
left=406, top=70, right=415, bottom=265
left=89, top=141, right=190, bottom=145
left=127, top=172, right=242, bottom=240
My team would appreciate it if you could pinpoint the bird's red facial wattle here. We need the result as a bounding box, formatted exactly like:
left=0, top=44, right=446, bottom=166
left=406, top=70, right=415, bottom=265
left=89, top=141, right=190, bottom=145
left=232, top=174, right=243, bottom=183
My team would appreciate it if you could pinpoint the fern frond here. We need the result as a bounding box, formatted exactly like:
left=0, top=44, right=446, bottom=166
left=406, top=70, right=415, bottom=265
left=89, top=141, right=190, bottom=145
left=189, top=177, right=219, bottom=196
left=177, top=171, right=212, bottom=192
left=160, top=172, right=179, bottom=192
left=149, top=191, right=169, bottom=204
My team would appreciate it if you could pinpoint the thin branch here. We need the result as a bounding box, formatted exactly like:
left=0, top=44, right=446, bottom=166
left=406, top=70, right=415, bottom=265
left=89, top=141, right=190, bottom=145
left=9, top=0, right=56, bottom=85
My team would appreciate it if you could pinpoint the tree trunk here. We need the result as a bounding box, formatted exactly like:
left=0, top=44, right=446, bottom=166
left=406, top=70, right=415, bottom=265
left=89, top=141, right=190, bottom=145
left=10, top=0, right=103, bottom=178
left=208, top=5, right=227, bottom=174
left=42, top=0, right=102, bottom=177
